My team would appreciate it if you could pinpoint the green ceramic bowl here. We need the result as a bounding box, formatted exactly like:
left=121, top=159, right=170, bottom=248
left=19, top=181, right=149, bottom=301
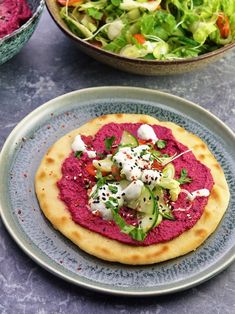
left=46, top=0, right=235, bottom=75
left=0, top=0, right=44, bottom=65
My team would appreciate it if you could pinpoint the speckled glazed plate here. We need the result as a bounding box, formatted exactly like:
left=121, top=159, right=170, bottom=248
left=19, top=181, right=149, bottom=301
left=0, top=87, right=235, bottom=296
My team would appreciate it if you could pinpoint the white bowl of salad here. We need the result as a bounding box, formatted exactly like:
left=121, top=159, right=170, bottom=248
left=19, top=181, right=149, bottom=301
left=46, top=0, right=235, bottom=75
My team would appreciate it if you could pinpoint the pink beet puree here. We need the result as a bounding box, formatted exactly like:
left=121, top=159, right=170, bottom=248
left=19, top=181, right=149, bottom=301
left=0, top=0, right=32, bottom=38
left=57, top=123, right=214, bottom=246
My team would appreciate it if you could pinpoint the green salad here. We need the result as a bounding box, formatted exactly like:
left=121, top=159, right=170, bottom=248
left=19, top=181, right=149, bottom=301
left=58, top=0, right=235, bottom=60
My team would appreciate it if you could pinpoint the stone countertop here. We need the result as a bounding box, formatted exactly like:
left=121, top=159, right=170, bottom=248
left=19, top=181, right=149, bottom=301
left=0, top=8, right=235, bottom=314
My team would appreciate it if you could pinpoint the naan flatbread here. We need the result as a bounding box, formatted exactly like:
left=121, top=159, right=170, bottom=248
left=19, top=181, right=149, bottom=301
left=35, top=114, right=230, bottom=265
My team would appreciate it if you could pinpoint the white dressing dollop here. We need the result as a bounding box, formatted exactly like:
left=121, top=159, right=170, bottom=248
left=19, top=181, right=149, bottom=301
left=137, top=124, right=158, bottom=143
left=113, top=145, right=151, bottom=181
left=71, top=134, right=96, bottom=158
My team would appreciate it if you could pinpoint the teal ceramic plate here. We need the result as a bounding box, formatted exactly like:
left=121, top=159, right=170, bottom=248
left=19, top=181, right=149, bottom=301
left=0, top=87, right=235, bottom=296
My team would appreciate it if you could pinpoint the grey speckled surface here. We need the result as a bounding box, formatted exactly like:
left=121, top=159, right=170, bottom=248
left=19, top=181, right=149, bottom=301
left=0, top=7, right=235, bottom=314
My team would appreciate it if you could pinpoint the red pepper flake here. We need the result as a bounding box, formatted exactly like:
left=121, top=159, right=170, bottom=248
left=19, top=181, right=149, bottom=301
left=47, top=125, right=51, bottom=129
left=23, top=173, right=27, bottom=178
left=18, top=210, right=21, bottom=214
left=77, top=267, right=81, bottom=271
left=61, top=125, right=65, bottom=128
left=59, top=260, right=63, bottom=264
left=50, top=113, right=54, bottom=116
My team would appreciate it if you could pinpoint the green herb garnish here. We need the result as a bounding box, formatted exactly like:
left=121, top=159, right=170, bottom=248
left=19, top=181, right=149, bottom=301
left=177, top=168, right=192, bottom=185
left=105, top=201, right=147, bottom=241
left=104, top=136, right=116, bottom=151
left=140, top=149, right=148, bottom=157
left=97, top=152, right=105, bottom=159
left=87, top=8, right=103, bottom=20
left=108, top=185, right=118, bottom=194
left=91, top=172, right=106, bottom=198
left=74, top=151, right=83, bottom=159
left=157, top=140, right=167, bottom=149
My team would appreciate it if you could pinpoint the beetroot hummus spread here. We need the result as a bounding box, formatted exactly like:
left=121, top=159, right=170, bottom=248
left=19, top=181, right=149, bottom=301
left=0, top=0, right=32, bottom=38
left=57, top=123, right=214, bottom=246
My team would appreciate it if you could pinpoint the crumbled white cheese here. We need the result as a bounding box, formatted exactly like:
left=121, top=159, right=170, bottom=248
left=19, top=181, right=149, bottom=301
left=122, top=180, right=144, bottom=201
left=141, top=169, right=161, bottom=190
left=113, top=145, right=151, bottom=181
left=89, top=183, right=123, bottom=220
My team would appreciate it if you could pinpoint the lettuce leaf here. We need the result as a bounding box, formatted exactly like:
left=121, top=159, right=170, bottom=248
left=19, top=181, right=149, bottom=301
left=140, top=11, right=177, bottom=41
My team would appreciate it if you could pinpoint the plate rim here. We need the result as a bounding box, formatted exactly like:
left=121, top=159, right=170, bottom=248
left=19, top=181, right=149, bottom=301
left=0, top=86, right=235, bottom=296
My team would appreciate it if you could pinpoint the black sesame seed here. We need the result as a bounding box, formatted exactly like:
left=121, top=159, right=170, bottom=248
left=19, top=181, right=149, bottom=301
left=117, top=196, right=121, bottom=199
left=149, top=196, right=151, bottom=200
left=102, top=192, right=106, bottom=196
left=102, top=197, right=106, bottom=201
left=143, top=197, right=146, bottom=202
left=119, top=162, right=122, bottom=167
left=122, top=192, right=125, bottom=196
left=149, top=217, right=152, bottom=220
left=98, top=163, right=101, bottom=167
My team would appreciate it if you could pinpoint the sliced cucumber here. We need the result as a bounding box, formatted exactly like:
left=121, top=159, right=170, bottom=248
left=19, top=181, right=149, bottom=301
left=159, top=203, right=175, bottom=220
left=120, top=45, right=141, bottom=58
left=138, top=210, right=157, bottom=232
left=119, top=179, right=130, bottom=189
left=128, top=198, right=140, bottom=210
left=158, top=177, right=180, bottom=190
left=162, top=163, right=175, bottom=179
left=120, top=130, right=138, bottom=147
left=127, top=8, right=140, bottom=20
left=153, top=185, right=164, bottom=202
left=137, top=185, right=155, bottom=215
left=93, top=157, right=113, bottom=172
left=138, top=190, right=159, bottom=232
left=169, top=186, right=181, bottom=201
left=154, top=213, right=163, bottom=227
